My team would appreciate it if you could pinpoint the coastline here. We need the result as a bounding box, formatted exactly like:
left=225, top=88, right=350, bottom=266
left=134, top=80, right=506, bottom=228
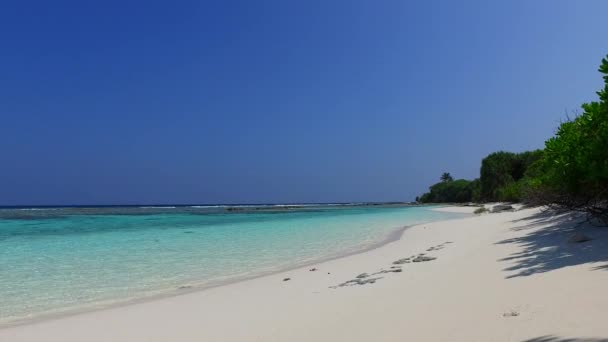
left=0, top=207, right=469, bottom=328
left=3, top=206, right=608, bottom=341
left=0, top=223, right=418, bottom=328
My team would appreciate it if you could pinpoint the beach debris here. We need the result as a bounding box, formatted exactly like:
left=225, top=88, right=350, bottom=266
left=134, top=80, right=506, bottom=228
left=327, top=272, right=331, bottom=275
left=393, top=257, right=411, bottom=265
left=373, top=268, right=402, bottom=275
left=356, top=273, right=370, bottom=279
left=394, top=244, right=451, bottom=265
left=331, top=277, right=383, bottom=288
left=356, top=277, right=381, bottom=285
left=503, top=310, right=519, bottom=317
left=177, top=285, right=193, bottom=290
left=492, top=204, right=514, bottom=213
left=568, top=232, right=592, bottom=243
left=390, top=266, right=402, bottom=269
left=474, top=207, right=489, bottom=214
left=283, top=277, right=291, bottom=282
left=309, top=267, right=318, bottom=272
left=426, top=242, right=450, bottom=252
left=412, top=255, right=436, bottom=263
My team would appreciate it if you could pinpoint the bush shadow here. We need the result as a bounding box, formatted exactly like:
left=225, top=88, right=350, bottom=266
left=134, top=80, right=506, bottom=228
left=496, top=210, right=608, bottom=278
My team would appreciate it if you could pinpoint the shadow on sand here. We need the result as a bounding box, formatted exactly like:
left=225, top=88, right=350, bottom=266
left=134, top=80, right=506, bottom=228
left=496, top=210, right=608, bottom=278
left=522, top=336, right=608, bottom=342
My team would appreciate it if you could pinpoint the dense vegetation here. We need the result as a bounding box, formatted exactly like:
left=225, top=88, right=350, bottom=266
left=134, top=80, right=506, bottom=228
left=418, top=150, right=541, bottom=204
left=527, top=56, right=608, bottom=223
left=479, top=150, right=543, bottom=202
left=417, top=175, right=479, bottom=203
left=418, top=55, right=608, bottom=223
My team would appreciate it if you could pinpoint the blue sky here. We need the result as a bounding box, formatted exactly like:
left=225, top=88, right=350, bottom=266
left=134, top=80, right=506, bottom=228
left=1, top=0, right=607, bottom=205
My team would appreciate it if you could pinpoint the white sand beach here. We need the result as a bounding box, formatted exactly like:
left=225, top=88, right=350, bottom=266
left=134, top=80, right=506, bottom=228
left=2, top=206, right=608, bottom=342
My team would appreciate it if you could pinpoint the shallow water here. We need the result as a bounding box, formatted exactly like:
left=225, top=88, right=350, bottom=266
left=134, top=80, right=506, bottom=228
left=0, top=205, right=466, bottom=324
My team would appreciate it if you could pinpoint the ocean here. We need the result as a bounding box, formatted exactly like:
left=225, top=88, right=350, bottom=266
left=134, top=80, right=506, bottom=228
left=0, top=204, right=467, bottom=325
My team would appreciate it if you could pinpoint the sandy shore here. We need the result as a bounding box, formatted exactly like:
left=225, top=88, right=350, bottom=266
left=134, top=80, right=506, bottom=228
left=2, top=206, right=608, bottom=341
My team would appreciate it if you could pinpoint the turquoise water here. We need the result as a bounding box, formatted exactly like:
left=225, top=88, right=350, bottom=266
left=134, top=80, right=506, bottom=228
left=0, top=205, right=466, bottom=324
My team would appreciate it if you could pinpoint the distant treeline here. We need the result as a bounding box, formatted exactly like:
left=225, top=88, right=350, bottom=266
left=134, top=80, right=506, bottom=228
left=418, top=55, right=608, bottom=224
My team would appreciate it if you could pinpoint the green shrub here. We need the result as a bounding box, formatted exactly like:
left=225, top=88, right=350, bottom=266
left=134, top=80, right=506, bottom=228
left=479, top=150, right=543, bottom=201
left=496, top=183, right=520, bottom=202
left=418, top=174, right=478, bottom=203
left=417, top=55, right=608, bottom=223
left=513, top=55, right=608, bottom=224
left=529, top=56, right=608, bottom=209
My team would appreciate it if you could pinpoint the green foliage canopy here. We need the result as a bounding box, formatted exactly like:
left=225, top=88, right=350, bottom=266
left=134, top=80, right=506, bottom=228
left=419, top=176, right=478, bottom=203
left=440, top=172, right=454, bottom=183
left=479, top=150, right=543, bottom=201
left=417, top=54, right=608, bottom=221
left=532, top=56, right=608, bottom=204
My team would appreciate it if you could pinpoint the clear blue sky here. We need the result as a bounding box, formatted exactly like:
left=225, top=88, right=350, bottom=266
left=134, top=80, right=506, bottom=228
left=1, top=1, right=607, bottom=205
